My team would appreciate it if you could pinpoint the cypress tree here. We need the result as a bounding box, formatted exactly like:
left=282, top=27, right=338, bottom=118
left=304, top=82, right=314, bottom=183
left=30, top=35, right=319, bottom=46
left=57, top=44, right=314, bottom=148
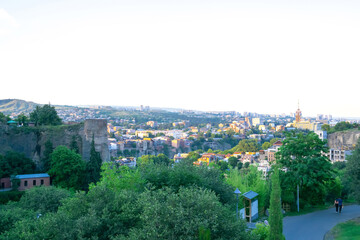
left=86, top=136, right=102, bottom=185
left=268, top=166, right=285, bottom=240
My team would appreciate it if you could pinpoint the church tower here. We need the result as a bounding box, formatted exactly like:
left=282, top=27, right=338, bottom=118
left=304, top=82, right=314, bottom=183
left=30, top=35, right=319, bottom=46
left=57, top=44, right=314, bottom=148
left=295, top=101, right=302, bottom=123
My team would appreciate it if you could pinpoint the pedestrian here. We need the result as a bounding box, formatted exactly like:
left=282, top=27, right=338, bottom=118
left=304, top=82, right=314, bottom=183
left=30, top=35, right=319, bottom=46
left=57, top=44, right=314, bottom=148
left=337, top=197, right=343, bottom=213
left=334, top=198, right=339, bottom=213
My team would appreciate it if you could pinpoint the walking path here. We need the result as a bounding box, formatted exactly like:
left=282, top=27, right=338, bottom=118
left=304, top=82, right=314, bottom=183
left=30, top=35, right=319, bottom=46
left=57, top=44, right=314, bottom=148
left=283, top=205, right=360, bottom=240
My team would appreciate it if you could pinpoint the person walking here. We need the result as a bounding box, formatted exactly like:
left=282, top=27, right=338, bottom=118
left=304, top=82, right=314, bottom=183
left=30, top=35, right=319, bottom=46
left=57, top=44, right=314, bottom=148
left=334, top=198, right=339, bottom=213
left=337, top=197, right=343, bottom=213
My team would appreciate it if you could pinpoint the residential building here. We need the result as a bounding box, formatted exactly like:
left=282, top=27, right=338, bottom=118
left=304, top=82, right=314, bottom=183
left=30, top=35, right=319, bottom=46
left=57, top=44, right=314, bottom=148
left=0, top=177, right=11, bottom=189
left=327, top=149, right=352, bottom=162
left=252, top=118, right=261, bottom=127
left=315, top=130, right=327, bottom=141
left=14, top=173, right=50, bottom=191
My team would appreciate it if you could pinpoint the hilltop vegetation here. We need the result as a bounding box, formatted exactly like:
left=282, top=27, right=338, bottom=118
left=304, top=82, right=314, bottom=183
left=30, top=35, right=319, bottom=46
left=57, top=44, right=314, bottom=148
left=0, top=99, right=38, bottom=115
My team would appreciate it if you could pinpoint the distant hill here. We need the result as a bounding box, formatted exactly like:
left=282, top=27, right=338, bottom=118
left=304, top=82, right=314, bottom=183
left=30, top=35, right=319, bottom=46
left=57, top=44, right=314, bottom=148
left=0, top=99, right=38, bottom=115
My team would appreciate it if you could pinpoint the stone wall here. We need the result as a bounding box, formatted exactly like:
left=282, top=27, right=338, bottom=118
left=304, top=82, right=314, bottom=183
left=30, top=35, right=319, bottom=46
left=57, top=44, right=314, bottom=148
left=0, top=119, right=110, bottom=167
left=327, top=130, right=360, bottom=150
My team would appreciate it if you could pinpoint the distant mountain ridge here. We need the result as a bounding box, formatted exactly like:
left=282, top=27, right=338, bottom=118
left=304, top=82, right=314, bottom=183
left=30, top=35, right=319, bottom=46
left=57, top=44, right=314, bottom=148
left=0, top=99, right=38, bottom=115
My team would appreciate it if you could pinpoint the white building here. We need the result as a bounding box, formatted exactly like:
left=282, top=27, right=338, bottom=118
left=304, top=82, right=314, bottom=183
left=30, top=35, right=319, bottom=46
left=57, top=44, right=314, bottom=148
left=315, top=130, right=327, bottom=141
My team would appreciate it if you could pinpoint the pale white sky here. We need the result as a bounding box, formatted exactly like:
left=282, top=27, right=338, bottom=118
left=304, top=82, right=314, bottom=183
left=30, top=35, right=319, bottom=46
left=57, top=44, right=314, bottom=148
left=1, top=0, right=359, bottom=118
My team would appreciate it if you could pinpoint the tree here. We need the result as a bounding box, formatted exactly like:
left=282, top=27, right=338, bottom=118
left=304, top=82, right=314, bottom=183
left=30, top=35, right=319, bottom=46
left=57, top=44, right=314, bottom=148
left=321, top=124, right=331, bottom=132
left=345, top=139, right=360, bottom=203
left=228, top=156, right=238, bottom=168
left=126, top=187, right=250, bottom=240
left=231, top=139, right=260, bottom=153
left=16, top=113, right=28, bottom=126
left=49, top=145, right=86, bottom=190
left=218, top=161, right=229, bottom=172
left=19, top=185, right=71, bottom=214
left=30, top=104, right=62, bottom=126
left=0, top=152, right=35, bottom=178
left=86, top=136, right=102, bottom=185
left=262, top=142, right=271, bottom=150
left=276, top=132, right=333, bottom=207
left=96, top=163, right=145, bottom=192
left=268, top=166, right=285, bottom=240
left=334, top=121, right=353, bottom=132
left=154, top=153, right=170, bottom=165
left=0, top=112, right=7, bottom=123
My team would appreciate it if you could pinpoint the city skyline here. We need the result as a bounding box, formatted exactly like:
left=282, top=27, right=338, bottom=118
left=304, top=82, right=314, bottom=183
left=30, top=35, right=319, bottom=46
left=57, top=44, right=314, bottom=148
left=1, top=1, right=359, bottom=118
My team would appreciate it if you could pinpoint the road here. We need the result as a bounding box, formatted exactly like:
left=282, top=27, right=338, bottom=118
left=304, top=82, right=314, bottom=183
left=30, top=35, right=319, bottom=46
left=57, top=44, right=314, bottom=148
left=283, top=205, right=360, bottom=240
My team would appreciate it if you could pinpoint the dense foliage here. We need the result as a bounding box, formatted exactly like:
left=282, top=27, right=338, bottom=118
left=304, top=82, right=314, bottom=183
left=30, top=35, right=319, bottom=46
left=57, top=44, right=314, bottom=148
left=226, top=166, right=270, bottom=214
left=345, top=139, right=360, bottom=203
left=231, top=139, right=260, bottom=153
left=48, top=146, right=86, bottom=190
left=322, top=121, right=360, bottom=133
left=0, top=160, right=255, bottom=240
left=268, top=166, right=284, bottom=240
left=30, top=104, right=62, bottom=126
left=0, top=152, right=35, bottom=179
left=276, top=132, right=334, bottom=207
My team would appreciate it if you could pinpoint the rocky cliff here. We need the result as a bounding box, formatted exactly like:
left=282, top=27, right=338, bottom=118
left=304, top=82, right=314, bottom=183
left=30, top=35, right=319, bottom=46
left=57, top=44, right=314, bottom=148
left=0, top=119, right=110, bottom=167
left=327, top=130, right=360, bottom=150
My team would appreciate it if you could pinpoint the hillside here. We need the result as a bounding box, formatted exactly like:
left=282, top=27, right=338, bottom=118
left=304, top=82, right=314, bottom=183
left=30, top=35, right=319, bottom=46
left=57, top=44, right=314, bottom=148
left=0, top=99, right=38, bottom=115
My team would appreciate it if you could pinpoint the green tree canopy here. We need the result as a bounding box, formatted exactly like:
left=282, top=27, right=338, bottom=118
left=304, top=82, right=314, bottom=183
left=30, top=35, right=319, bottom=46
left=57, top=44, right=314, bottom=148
left=16, top=113, right=29, bottom=126
left=262, top=142, right=271, bottom=150
left=0, top=152, right=35, bottom=178
left=321, top=124, right=331, bottom=132
left=125, top=187, right=250, bottom=240
left=30, top=104, right=62, bottom=126
left=228, top=156, right=238, bottom=168
left=275, top=132, right=334, bottom=205
left=231, top=139, right=260, bottom=153
left=138, top=154, right=170, bottom=167
left=346, top=139, right=360, bottom=203
left=0, top=112, right=7, bottom=123
left=49, top=145, right=86, bottom=190
left=19, top=185, right=71, bottom=214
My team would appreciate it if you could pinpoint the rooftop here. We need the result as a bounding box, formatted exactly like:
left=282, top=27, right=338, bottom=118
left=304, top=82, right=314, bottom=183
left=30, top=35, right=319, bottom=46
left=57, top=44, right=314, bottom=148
left=243, top=190, right=258, bottom=200
left=14, top=173, right=50, bottom=179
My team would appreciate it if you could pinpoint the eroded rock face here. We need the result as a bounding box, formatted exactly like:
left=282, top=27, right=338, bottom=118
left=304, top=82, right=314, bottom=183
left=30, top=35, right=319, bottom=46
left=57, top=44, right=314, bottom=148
left=327, top=131, right=360, bottom=150
left=0, top=119, right=110, bottom=167
left=83, top=119, right=110, bottom=162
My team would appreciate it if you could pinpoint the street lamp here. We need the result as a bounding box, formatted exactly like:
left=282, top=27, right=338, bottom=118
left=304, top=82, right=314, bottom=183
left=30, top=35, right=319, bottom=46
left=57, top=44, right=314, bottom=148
left=234, top=188, right=241, bottom=219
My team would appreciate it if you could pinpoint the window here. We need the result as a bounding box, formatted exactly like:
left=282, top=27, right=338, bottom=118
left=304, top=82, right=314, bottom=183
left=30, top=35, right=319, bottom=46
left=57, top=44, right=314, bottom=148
left=1, top=183, right=4, bottom=188
left=24, top=180, right=28, bottom=187
left=41, top=179, right=44, bottom=185
left=33, top=180, right=36, bottom=186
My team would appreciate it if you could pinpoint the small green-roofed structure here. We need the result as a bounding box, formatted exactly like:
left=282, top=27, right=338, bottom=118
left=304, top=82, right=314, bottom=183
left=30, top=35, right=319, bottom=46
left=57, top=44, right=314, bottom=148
left=7, top=120, right=17, bottom=126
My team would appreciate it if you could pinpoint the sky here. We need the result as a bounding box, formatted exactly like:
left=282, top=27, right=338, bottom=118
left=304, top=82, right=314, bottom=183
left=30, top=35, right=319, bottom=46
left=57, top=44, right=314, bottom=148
left=1, top=0, right=359, bottom=118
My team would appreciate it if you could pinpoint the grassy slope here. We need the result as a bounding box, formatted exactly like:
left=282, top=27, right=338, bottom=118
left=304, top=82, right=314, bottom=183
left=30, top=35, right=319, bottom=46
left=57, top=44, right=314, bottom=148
left=327, top=217, right=360, bottom=240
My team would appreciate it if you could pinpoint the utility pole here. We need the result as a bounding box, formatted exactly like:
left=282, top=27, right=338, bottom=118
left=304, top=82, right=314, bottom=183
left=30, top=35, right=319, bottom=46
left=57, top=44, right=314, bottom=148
left=297, top=184, right=299, bottom=212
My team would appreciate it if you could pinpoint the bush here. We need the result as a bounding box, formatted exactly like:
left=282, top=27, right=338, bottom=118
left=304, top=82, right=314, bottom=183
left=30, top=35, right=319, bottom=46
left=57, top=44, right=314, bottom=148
left=252, top=222, right=269, bottom=240
left=0, top=191, right=24, bottom=204
left=19, top=186, right=71, bottom=213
